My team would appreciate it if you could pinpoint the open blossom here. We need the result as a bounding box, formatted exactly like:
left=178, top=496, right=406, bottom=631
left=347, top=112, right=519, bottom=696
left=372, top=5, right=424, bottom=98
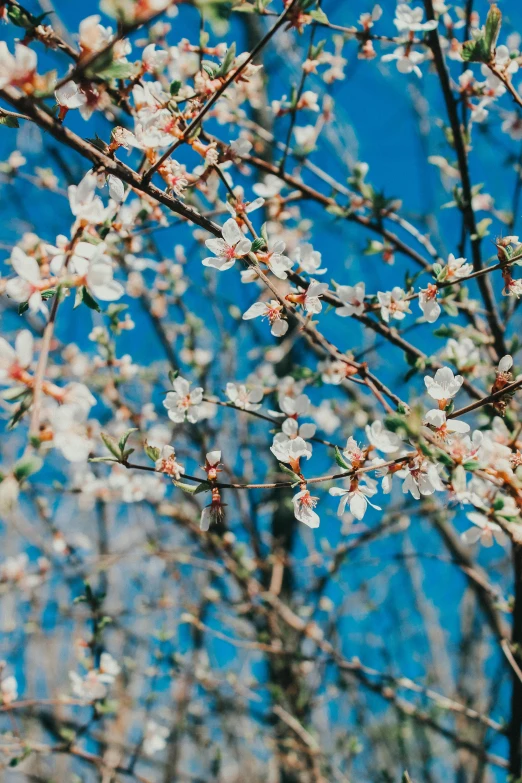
left=257, top=235, right=293, bottom=280
left=51, top=404, right=94, bottom=462
left=329, top=482, right=381, bottom=521
left=444, top=253, right=473, bottom=280
left=419, top=284, right=441, bottom=323
left=273, top=393, right=316, bottom=440
left=229, top=138, right=252, bottom=161
left=0, top=330, right=33, bottom=382
left=0, top=672, right=18, bottom=705
left=461, top=512, right=507, bottom=547
left=164, top=376, right=204, bottom=423
left=242, top=300, right=288, bottom=337
left=381, top=47, right=426, bottom=78
left=55, top=81, right=87, bottom=116
left=5, top=247, right=48, bottom=313
left=143, top=721, right=170, bottom=755
left=365, top=421, right=402, bottom=454
left=423, top=409, right=470, bottom=439
left=271, top=436, right=312, bottom=472
left=286, top=281, right=329, bottom=314
left=294, top=243, right=326, bottom=275
left=401, top=457, right=444, bottom=499
left=142, top=43, right=169, bottom=73
left=70, top=670, right=107, bottom=702
left=252, top=174, right=284, bottom=199
left=281, top=417, right=316, bottom=440
left=155, top=445, right=184, bottom=479
left=393, top=4, right=438, bottom=33
left=342, top=436, right=366, bottom=467
left=68, top=171, right=108, bottom=225
left=377, top=287, right=411, bottom=322
left=424, top=367, right=463, bottom=401
left=336, top=283, right=365, bottom=317
left=0, top=43, right=37, bottom=90
left=292, top=489, right=320, bottom=528
left=202, top=219, right=252, bottom=272
left=501, top=111, right=522, bottom=141
left=226, top=383, right=264, bottom=411
left=50, top=241, right=124, bottom=301
left=78, top=14, right=112, bottom=55
left=278, top=392, right=311, bottom=419
left=442, top=337, right=480, bottom=372
left=319, top=359, right=348, bottom=385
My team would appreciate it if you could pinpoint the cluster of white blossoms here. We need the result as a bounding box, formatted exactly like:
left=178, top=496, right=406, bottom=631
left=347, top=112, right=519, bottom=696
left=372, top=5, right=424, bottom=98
left=1, top=1, right=522, bottom=776
left=69, top=651, right=121, bottom=703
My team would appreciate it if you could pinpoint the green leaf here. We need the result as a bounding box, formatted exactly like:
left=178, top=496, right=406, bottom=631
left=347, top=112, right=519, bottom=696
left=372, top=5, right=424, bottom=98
left=170, top=79, right=182, bottom=95
left=18, top=301, right=29, bottom=315
left=74, top=286, right=84, bottom=309
left=7, top=4, right=47, bottom=30
left=309, top=8, right=329, bottom=24
left=484, top=4, right=502, bottom=54
left=118, top=428, right=138, bottom=454
left=13, top=455, right=43, bottom=482
left=334, top=446, right=351, bottom=471
left=194, top=481, right=212, bottom=495
left=173, top=480, right=200, bottom=494
left=82, top=288, right=102, bottom=312
left=251, top=238, right=266, bottom=253
left=89, top=456, right=120, bottom=463
left=435, top=450, right=454, bottom=467
left=461, top=37, right=490, bottom=63
left=145, top=444, right=160, bottom=462
left=215, top=42, right=236, bottom=78
left=168, top=369, right=179, bottom=385
left=0, top=114, right=19, bottom=128
left=100, top=432, right=122, bottom=460
left=278, top=463, right=302, bottom=484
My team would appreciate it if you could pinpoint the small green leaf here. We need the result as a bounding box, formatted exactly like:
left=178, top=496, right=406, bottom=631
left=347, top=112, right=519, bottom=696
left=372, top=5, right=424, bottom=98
left=100, top=432, right=122, bottom=460
left=278, top=463, right=302, bottom=484
left=0, top=114, right=19, bottom=128
left=484, top=4, right=502, bottom=54
left=251, top=238, right=266, bottom=252
left=13, top=455, right=43, bottom=482
left=309, top=8, right=329, bottom=24
left=82, top=288, right=102, bottom=312
left=194, top=481, right=212, bottom=495
left=145, top=444, right=160, bottom=462
left=215, top=43, right=236, bottom=78
left=118, top=428, right=138, bottom=454
left=334, top=446, right=351, bottom=471
left=173, top=480, right=200, bottom=494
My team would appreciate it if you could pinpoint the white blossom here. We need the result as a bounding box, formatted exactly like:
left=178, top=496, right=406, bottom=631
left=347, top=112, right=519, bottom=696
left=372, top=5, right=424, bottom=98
left=242, top=300, right=288, bottom=337
left=202, top=219, right=252, bottom=272
left=461, top=512, right=507, bottom=547
left=329, top=483, right=381, bottom=521
left=163, top=376, right=204, bottom=423
left=424, top=367, right=463, bottom=401
left=293, top=489, right=320, bottom=528
left=336, top=283, right=365, bottom=317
